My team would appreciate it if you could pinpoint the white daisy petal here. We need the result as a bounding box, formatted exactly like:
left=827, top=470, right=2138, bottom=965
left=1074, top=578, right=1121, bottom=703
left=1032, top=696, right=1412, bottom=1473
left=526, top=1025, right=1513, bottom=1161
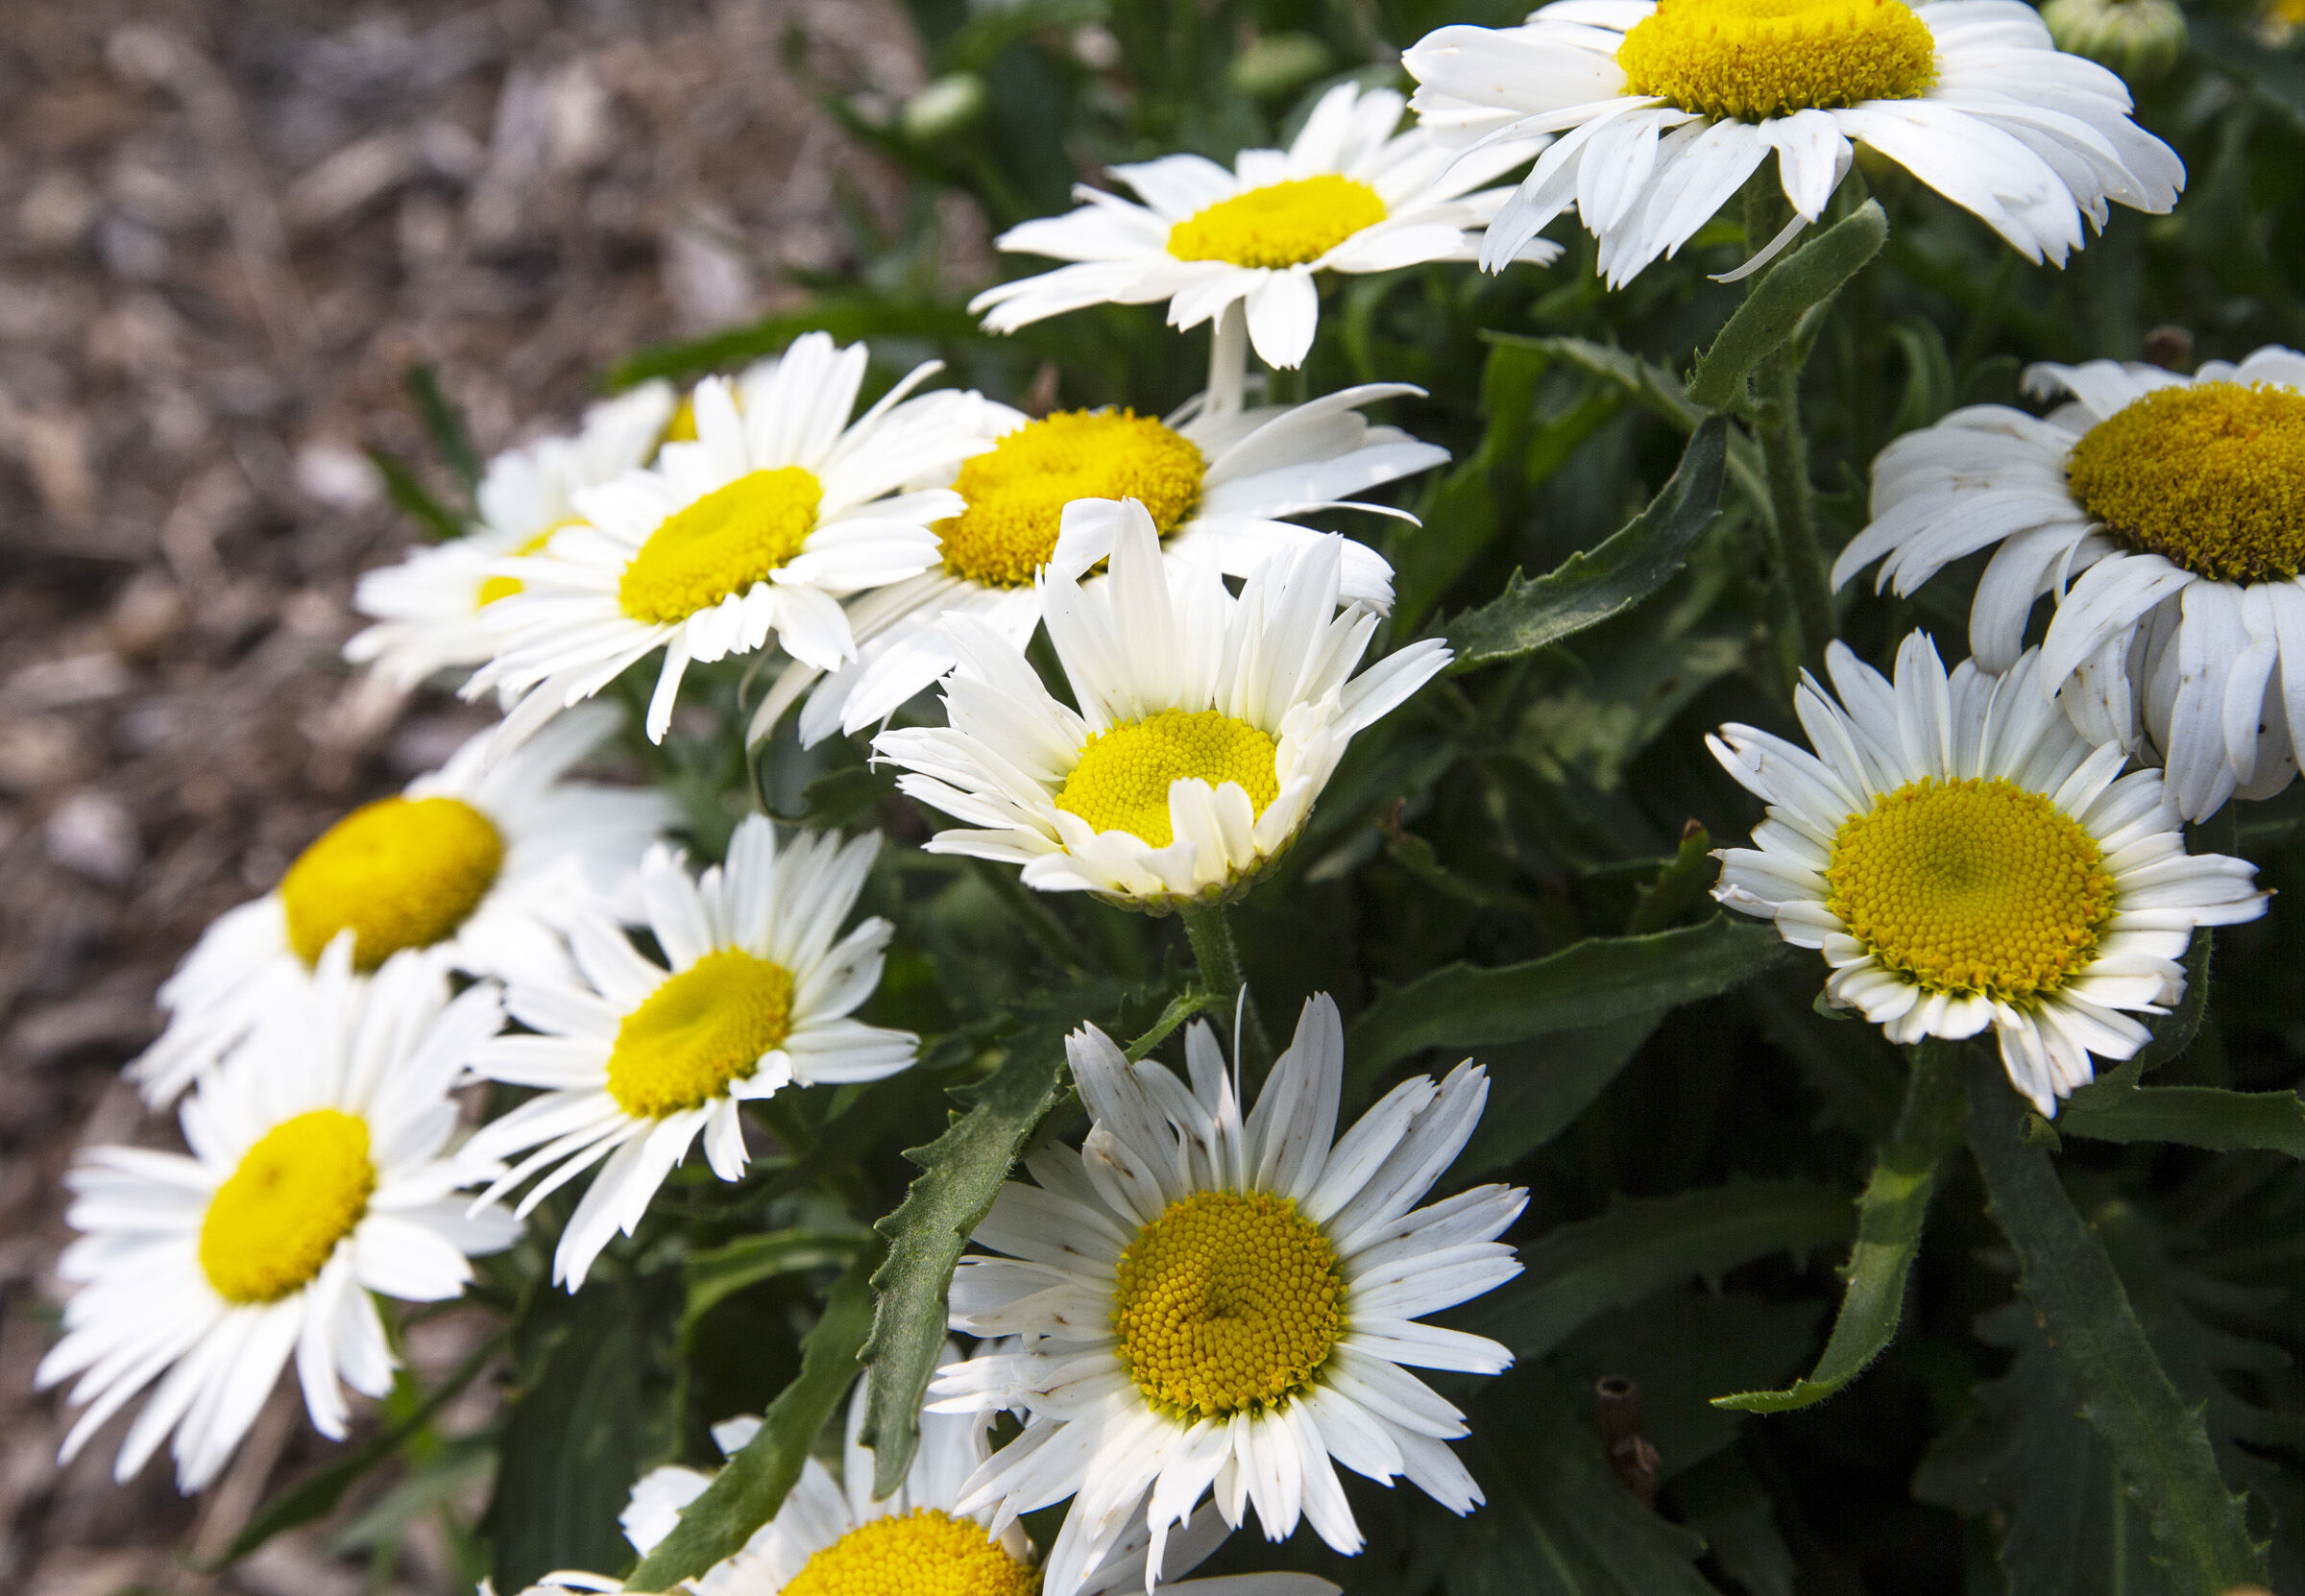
left=1712, top=633, right=2266, bottom=1113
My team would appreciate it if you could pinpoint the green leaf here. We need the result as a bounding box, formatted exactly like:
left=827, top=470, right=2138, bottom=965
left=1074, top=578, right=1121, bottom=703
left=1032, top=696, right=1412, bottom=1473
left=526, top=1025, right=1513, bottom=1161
left=1627, top=824, right=1716, bottom=935
left=1523, top=334, right=1772, bottom=510
left=1714, top=1037, right=1967, bottom=1414
left=1447, top=1368, right=1720, bottom=1596
left=603, top=299, right=983, bottom=390
left=2060, top=1068, right=2305, bottom=1158
left=1915, top=1302, right=2175, bottom=1596
left=625, top=1247, right=880, bottom=1592
left=404, top=363, right=481, bottom=491
left=1453, top=1015, right=1662, bottom=1179
left=490, top=1272, right=682, bottom=1591
left=682, top=1229, right=869, bottom=1346
left=1448, top=1181, right=1854, bottom=1363
left=1393, top=340, right=1620, bottom=631
left=1963, top=1053, right=2269, bottom=1596
left=1686, top=203, right=1888, bottom=412
left=195, top=1328, right=505, bottom=1571
left=1443, top=415, right=1727, bottom=674
left=859, top=986, right=1104, bottom=1496
left=367, top=447, right=465, bottom=542
left=1345, top=915, right=1787, bottom=1093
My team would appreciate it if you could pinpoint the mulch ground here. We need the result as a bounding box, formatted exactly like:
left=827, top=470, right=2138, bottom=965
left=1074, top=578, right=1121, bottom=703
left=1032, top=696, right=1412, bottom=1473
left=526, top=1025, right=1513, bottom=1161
left=0, top=3, right=936, bottom=1588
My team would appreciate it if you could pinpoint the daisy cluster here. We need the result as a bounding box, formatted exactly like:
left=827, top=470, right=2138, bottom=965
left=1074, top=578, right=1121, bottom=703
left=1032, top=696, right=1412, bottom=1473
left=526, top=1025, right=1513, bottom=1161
left=28, top=13, right=2293, bottom=1596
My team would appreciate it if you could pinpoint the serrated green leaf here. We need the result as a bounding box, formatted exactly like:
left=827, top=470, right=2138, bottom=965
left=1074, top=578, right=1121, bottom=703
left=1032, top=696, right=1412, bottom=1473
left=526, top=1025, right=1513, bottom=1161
left=1963, top=1053, right=2269, bottom=1596
left=859, top=984, right=1116, bottom=1496
left=1714, top=1037, right=1967, bottom=1414
left=2061, top=1071, right=2305, bottom=1157
left=1452, top=1015, right=1661, bottom=1178
left=1515, top=334, right=1772, bottom=510
left=625, top=1248, right=880, bottom=1592
left=682, top=1230, right=868, bottom=1346
left=1345, top=915, right=1787, bottom=1093
left=490, top=1272, right=681, bottom=1591
left=1447, top=1368, right=1720, bottom=1596
left=1443, top=416, right=1726, bottom=674
left=1686, top=204, right=1888, bottom=412
left=1448, top=1181, right=1854, bottom=1363
left=1914, top=1302, right=2175, bottom=1596
left=195, top=1328, right=504, bottom=1571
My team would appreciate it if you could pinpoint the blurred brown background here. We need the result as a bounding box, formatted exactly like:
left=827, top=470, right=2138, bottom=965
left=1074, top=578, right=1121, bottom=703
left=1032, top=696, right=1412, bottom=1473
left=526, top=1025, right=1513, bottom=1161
left=0, top=2, right=931, bottom=1589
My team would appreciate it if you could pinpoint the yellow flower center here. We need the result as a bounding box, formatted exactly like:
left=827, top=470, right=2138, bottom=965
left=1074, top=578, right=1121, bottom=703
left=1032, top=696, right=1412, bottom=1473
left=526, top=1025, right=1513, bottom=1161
left=279, top=795, right=504, bottom=970
left=1825, top=777, right=2116, bottom=1002
left=781, top=1509, right=1041, bottom=1596
left=938, top=411, right=1205, bottom=589
left=1615, top=0, right=1939, bottom=120
left=476, top=521, right=579, bottom=608
left=1112, top=1189, right=1346, bottom=1420
left=1166, top=174, right=1388, bottom=269
left=198, top=1110, right=376, bottom=1304
left=2066, top=382, right=2305, bottom=584
left=604, top=947, right=796, bottom=1118
left=1055, top=709, right=1279, bottom=850
left=617, top=466, right=822, bottom=625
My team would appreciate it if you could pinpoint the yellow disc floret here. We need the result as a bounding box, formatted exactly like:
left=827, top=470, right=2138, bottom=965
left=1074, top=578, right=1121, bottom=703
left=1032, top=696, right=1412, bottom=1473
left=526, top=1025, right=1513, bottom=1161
left=1167, top=175, right=1389, bottom=268
left=940, top=412, right=1204, bottom=588
left=781, top=1509, right=1041, bottom=1596
left=604, top=947, right=796, bottom=1117
left=476, top=520, right=580, bottom=607
left=2066, top=381, right=2305, bottom=584
left=1055, top=709, right=1280, bottom=849
left=199, top=1109, right=376, bottom=1304
left=1826, top=776, right=2116, bottom=1002
left=618, top=466, right=822, bottom=625
left=1112, top=1189, right=1346, bottom=1420
left=280, top=796, right=505, bottom=970
left=1615, top=0, right=1939, bottom=120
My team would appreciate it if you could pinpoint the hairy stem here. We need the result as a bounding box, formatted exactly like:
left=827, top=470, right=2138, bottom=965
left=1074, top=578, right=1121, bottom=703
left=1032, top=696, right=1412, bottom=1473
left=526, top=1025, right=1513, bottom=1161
left=1177, top=899, right=1273, bottom=1072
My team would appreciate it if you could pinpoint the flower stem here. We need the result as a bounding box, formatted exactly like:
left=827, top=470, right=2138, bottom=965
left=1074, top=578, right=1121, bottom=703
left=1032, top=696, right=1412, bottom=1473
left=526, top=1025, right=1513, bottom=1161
left=1740, top=183, right=1837, bottom=671
left=1177, top=899, right=1272, bottom=1072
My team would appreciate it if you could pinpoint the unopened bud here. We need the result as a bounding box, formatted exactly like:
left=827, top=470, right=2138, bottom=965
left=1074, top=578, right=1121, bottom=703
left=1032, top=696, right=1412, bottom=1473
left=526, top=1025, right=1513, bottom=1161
left=1227, top=33, right=1333, bottom=100
left=2041, top=0, right=2189, bottom=84
left=901, top=73, right=987, bottom=143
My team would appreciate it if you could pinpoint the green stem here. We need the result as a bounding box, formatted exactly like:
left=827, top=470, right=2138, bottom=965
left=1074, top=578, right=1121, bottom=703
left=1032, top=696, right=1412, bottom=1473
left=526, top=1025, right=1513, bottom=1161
left=1177, top=899, right=1272, bottom=1071
left=1963, top=1052, right=2269, bottom=1595
left=1738, top=183, right=1836, bottom=672
left=1755, top=354, right=1837, bottom=671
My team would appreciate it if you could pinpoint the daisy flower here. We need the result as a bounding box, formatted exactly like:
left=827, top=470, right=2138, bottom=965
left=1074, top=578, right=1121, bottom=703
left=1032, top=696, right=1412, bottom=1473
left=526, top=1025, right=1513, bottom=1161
left=927, top=996, right=1523, bottom=1596
left=458, top=814, right=917, bottom=1291
left=36, top=947, right=516, bottom=1492
left=129, top=703, right=671, bottom=1107
left=872, top=500, right=1450, bottom=910
left=1833, top=345, right=2305, bottom=821
left=509, top=1356, right=1333, bottom=1596
left=969, top=82, right=1555, bottom=373
left=465, top=332, right=1006, bottom=747
left=345, top=381, right=676, bottom=689
left=758, top=384, right=1448, bottom=748
left=1405, top=0, right=2184, bottom=287
left=1709, top=632, right=2267, bottom=1115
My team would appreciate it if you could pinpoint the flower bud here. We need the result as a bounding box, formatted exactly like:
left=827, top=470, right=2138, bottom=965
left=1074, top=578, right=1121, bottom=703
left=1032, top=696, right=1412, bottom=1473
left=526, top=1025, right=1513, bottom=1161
left=901, top=73, right=987, bottom=143
left=2040, top=0, right=2188, bottom=85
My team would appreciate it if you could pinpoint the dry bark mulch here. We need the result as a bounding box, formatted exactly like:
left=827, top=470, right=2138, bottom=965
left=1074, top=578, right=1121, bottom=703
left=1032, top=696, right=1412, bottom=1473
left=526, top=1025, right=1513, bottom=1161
left=0, top=3, right=936, bottom=1589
